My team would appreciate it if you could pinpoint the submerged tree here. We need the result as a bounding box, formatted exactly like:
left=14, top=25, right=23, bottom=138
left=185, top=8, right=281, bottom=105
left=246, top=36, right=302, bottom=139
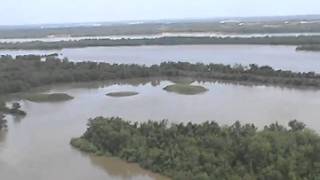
left=11, top=102, right=21, bottom=111
left=0, top=113, right=7, bottom=130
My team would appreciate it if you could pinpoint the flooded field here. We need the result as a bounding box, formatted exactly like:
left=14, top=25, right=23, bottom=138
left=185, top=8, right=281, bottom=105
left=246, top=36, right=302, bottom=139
left=1, top=79, right=320, bottom=180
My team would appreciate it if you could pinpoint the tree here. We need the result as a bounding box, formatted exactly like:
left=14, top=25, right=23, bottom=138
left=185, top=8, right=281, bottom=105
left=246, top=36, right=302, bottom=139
left=12, top=102, right=21, bottom=111
left=71, top=118, right=320, bottom=180
left=288, top=120, right=306, bottom=131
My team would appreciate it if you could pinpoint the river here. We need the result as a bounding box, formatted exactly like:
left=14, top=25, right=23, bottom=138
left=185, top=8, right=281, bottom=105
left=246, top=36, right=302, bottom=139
left=1, top=45, right=320, bottom=72
left=1, top=79, right=320, bottom=180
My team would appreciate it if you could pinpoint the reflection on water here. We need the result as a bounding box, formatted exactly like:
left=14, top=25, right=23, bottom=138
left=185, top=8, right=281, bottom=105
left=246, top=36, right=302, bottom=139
left=1, top=45, right=320, bottom=72
left=0, top=130, right=7, bottom=143
left=89, top=155, right=168, bottom=180
left=1, top=79, right=320, bottom=180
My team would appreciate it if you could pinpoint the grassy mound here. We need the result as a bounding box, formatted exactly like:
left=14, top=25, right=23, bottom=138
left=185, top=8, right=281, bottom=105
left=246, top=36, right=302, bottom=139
left=163, top=84, right=208, bottom=95
left=106, top=91, right=139, bottom=97
left=26, top=93, right=74, bottom=102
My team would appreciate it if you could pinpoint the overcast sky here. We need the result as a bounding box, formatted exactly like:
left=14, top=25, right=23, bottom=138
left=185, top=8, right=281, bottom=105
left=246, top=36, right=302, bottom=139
left=0, top=0, right=319, bottom=25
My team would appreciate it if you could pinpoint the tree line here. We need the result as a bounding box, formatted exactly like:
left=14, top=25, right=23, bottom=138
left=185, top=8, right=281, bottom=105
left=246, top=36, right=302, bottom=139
left=1, top=36, right=320, bottom=50
left=71, top=117, right=320, bottom=180
left=1, top=55, right=320, bottom=95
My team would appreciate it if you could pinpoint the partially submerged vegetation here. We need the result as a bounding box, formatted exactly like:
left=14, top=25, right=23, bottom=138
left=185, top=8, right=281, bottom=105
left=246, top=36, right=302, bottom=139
left=0, top=102, right=26, bottom=116
left=72, top=117, right=320, bottom=180
left=296, top=44, right=320, bottom=51
left=106, top=91, right=139, bottom=97
left=2, top=36, right=320, bottom=50
left=0, top=102, right=26, bottom=130
left=26, top=93, right=74, bottom=102
left=0, top=113, right=7, bottom=130
left=2, top=55, right=320, bottom=95
left=163, top=84, right=208, bottom=95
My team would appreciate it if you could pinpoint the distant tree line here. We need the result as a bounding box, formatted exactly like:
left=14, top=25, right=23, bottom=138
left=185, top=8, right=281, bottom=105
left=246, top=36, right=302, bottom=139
left=1, top=36, right=320, bottom=50
left=71, top=117, right=320, bottom=180
left=1, top=55, right=320, bottom=95
left=1, top=20, right=320, bottom=38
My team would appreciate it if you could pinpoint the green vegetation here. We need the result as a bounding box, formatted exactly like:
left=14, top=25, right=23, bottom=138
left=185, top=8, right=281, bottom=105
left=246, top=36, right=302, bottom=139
left=70, top=138, right=99, bottom=154
left=2, top=55, right=320, bottom=95
left=2, top=36, right=320, bottom=50
left=106, top=91, right=139, bottom=97
left=296, top=44, right=320, bottom=51
left=163, top=84, right=208, bottom=95
left=72, top=117, right=320, bottom=180
left=26, top=93, right=74, bottom=102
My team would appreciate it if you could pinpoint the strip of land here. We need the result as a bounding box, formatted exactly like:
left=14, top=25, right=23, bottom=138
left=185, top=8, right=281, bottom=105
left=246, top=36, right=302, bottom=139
left=1, top=36, right=320, bottom=50
left=1, top=55, right=320, bottom=95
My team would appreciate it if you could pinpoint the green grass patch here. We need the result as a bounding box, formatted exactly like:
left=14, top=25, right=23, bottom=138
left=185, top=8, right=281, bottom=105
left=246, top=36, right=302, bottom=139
left=106, top=91, right=139, bottom=97
left=163, top=84, right=208, bottom=95
left=26, top=93, right=74, bottom=102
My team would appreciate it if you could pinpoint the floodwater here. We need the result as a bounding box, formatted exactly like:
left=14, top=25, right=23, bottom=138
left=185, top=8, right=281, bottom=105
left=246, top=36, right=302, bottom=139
left=1, top=45, right=320, bottom=72
left=1, top=79, right=320, bottom=180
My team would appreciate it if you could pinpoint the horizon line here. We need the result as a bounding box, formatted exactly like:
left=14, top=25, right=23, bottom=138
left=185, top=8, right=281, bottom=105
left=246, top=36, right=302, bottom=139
left=1, top=13, right=320, bottom=28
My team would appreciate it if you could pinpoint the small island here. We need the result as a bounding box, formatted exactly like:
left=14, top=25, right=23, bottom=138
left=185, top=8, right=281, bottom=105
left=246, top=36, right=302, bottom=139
left=26, top=93, right=74, bottom=102
left=163, top=84, right=208, bottom=95
left=106, top=91, right=139, bottom=97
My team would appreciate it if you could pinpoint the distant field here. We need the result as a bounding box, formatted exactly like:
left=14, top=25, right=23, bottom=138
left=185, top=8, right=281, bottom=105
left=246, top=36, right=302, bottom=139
left=1, top=16, right=320, bottom=39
